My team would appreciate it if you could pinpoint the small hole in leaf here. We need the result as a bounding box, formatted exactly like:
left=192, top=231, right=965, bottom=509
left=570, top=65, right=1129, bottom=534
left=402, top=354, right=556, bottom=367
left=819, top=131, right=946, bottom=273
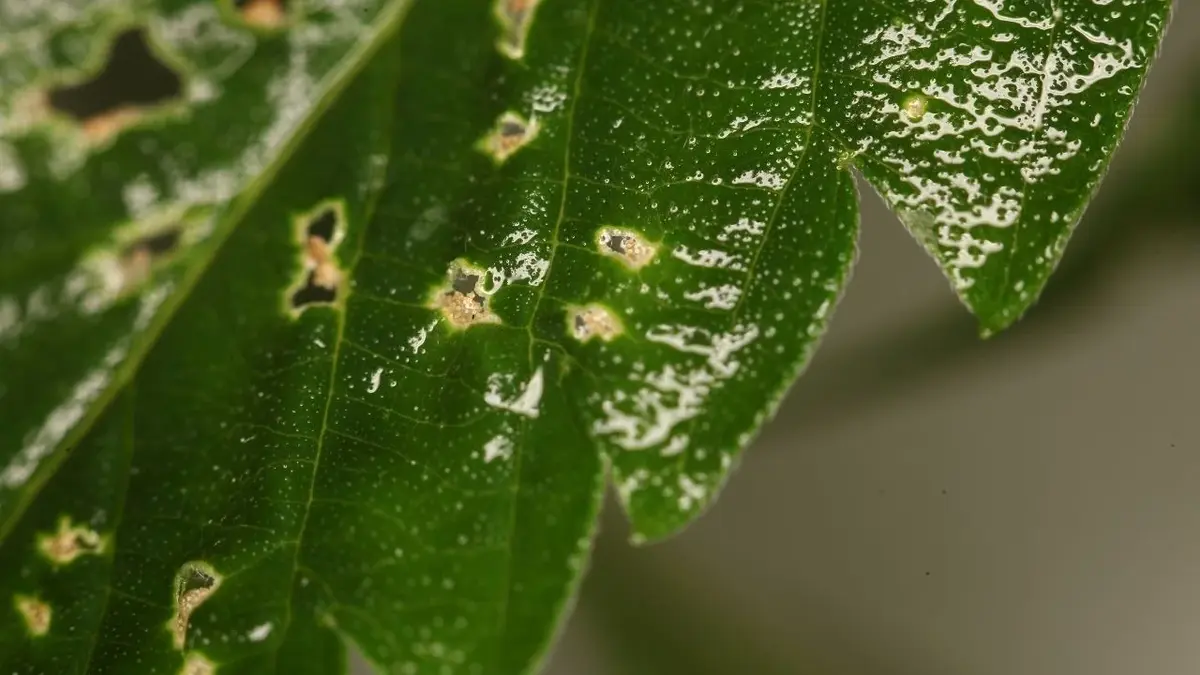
left=305, top=208, right=337, bottom=243
left=234, top=0, right=289, bottom=29
left=430, top=261, right=500, bottom=329
left=604, top=234, right=628, bottom=254
left=597, top=227, right=657, bottom=269
left=290, top=205, right=344, bottom=312
left=130, top=229, right=182, bottom=257
left=47, top=29, right=182, bottom=143
left=452, top=272, right=482, bottom=296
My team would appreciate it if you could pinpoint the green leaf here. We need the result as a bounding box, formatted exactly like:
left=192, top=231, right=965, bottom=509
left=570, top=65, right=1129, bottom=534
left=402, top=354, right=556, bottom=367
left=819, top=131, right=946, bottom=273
left=0, top=0, right=414, bottom=532
left=0, top=0, right=1172, bottom=674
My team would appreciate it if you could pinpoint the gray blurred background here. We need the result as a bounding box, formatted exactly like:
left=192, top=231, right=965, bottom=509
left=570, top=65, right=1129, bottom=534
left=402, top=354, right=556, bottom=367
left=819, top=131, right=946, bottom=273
left=545, top=5, right=1200, bottom=675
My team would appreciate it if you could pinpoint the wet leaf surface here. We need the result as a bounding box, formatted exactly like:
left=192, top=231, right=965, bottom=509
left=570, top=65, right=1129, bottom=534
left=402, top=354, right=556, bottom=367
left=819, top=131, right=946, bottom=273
left=0, top=0, right=1171, bottom=673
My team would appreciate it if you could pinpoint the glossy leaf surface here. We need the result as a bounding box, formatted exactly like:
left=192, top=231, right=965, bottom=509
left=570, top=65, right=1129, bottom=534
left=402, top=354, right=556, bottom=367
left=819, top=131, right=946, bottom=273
left=0, top=0, right=1171, bottom=673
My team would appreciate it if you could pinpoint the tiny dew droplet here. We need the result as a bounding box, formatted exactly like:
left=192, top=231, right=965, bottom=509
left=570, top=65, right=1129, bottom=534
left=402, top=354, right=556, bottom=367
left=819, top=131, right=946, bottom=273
left=902, top=94, right=928, bottom=122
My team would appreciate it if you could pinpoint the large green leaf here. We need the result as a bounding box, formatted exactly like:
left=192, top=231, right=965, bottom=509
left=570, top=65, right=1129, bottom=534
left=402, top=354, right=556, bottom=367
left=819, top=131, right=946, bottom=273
left=0, top=0, right=1171, bottom=673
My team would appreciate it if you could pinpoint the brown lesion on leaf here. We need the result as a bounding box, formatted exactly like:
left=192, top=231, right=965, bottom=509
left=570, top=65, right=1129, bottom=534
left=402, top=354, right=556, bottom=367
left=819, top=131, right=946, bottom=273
left=37, top=516, right=106, bottom=566
left=233, top=0, right=289, bottom=30
left=169, top=562, right=222, bottom=650
left=289, top=202, right=346, bottom=313
left=597, top=227, right=658, bottom=269
left=181, top=652, right=217, bottom=675
left=14, top=595, right=51, bottom=637
left=494, top=0, right=543, bottom=60
left=43, top=28, right=184, bottom=146
left=567, top=303, right=624, bottom=343
left=477, top=112, right=539, bottom=165
left=428, top=260, right=501, bottom=329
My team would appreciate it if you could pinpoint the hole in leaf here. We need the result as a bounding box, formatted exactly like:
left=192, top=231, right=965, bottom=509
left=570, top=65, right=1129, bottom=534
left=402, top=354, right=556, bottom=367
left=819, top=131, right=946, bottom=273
left=171, top=562, right=221, bottom=649
left=604, top=234, right=628, bottom=254
left=452, top=272, right=482, bottom=296
left=290, top=205, right=344, bottom=311
left=430, top=261, right=500, bottom=329
left=234, top=0, right=289, bottom=29
left=47, top=28, right=182, bottom=144
left=597, top=227, right=657, bottom=269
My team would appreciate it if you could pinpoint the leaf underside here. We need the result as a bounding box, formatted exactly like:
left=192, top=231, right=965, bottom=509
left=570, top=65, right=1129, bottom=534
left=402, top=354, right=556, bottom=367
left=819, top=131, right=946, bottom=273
left=0, top=1, right=1171, bottom=674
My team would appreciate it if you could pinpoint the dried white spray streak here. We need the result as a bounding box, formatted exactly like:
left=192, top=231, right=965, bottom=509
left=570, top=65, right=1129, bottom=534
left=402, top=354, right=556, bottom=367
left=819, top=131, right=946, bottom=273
left=591, top=323, right=760, bottom=452
left=853, top=1, right=1148, bottom=291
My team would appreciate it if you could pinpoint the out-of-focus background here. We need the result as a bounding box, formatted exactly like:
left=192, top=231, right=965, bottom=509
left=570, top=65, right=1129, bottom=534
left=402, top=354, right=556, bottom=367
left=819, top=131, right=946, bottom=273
left=545, top=5, right=1200, bottom=675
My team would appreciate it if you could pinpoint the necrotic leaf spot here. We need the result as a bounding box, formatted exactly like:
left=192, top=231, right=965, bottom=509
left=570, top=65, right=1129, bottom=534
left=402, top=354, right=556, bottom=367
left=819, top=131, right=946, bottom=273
left=170, top=562, right=221, bottom=649
left=290, top=207, right=343, bottom=310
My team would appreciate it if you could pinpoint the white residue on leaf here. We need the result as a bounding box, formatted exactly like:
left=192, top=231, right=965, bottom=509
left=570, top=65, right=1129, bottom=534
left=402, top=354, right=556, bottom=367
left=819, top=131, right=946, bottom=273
left=154, top=2, right=257, bottom=79
left=366, top=367, right=383, bottom=393
left=759, top=69, right=806, bottom=89
left=972, top=0, right=1056, bottom=30
left=483, top=435, right=513, bottom=463
left=504, top=252, right=550, bottom=286
left=645, top=323, right=759, bottom=377
left=529, top=84, right=568, bottom=113
left=122, top=175, right=160, bottom=218
left=677, top=475, right=708, bottom=512
left=855, top=5, right=1150, bottom=296
left=722, top=217, right=766, bottom=239
left=616, top=468, right=651, bottom=504
left=592, top=365, right=715, bottom=451
left=683, top=284, right=742, bottom=310
left=484, top=367, right=545, bottom=418
left=248, top=622, right=273, bottom=642
left=591, top=323, right=759, bottom=452
left=731, top=170, right=786, bottom=190
left=502, top=228, right=537, bottom=246
left=672, top=246, right=745, bottom=271
left=718, top=115, right=768, bottom=139
left=661, top=435, right=688, bottom=457
left=407, top=319, right=438, bottom=353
